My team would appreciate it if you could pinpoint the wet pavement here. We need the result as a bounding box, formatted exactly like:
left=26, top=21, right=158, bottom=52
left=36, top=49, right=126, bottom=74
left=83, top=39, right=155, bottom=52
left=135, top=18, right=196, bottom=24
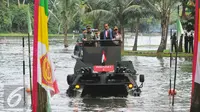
left=0, top=37, right=192, bottom=112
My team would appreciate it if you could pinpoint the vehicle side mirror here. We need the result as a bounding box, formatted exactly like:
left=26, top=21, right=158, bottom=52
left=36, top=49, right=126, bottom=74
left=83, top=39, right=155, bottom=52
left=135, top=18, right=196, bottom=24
left=139, top=75, right=144, bottom=83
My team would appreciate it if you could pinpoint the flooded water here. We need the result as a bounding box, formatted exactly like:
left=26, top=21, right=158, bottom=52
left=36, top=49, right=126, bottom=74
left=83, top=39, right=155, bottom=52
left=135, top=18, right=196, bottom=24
left=124, top=35, right=172, bottom=50
left=0, top=36, right=192, bottom=112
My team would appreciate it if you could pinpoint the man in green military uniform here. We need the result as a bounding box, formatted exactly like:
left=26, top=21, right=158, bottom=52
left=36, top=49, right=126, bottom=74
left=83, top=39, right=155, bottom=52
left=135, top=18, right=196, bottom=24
left=74, top=28, right=86, bottom=56
left=171, top=32, right=177, bottom=52
left=85, top=25, right=94, bottom=41
left=92, top=29, right=100, bottom=40
left=92, top=30, right=100, bottom=47
left=76, top=28, right=86, bottom=43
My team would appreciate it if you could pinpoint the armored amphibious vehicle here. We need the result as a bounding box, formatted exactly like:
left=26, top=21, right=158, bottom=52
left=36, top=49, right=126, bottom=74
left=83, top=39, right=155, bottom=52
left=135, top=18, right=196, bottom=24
left=67, top=40, right=144, bottom=97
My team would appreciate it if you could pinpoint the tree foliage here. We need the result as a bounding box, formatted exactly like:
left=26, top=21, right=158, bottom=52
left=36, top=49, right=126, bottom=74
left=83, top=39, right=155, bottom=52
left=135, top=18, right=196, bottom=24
left=181, top=0, right=195, bottom=32
left=0, top=0, right=195, bottom=51
left=0, top=0, right=59, bottom=34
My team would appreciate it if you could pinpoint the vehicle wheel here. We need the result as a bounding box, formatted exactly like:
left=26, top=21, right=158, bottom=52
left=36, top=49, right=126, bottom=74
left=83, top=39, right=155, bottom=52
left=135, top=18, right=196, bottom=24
left=67, top=75, right=74, bottom=85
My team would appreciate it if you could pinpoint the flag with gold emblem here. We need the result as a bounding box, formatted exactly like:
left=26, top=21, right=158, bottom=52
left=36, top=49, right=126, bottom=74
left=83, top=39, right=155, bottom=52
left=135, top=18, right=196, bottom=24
left=32, top=0, right=59, bottom=112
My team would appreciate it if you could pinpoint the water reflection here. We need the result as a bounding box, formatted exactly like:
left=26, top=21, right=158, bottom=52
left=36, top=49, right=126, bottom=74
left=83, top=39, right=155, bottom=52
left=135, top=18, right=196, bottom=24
left=67, top=97, right=128, bottom=112
left=157, top=57, right=165, bottom=72
left=83, top=98, right=127, bottom=110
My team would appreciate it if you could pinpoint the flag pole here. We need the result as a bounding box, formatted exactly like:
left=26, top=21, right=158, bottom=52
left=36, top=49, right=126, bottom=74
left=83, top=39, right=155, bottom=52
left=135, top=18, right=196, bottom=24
left=32, top=0, right=59, bottom=111
left=28, top=33, right=33, bottom=107
left=172, top=5, right=180, bottom=106
left=172, top=35, right=178, bottom=106
left=169, top=29, right=172, bottom=95
left=22, top=37, right=26, bottom=108
left=27, top=3, right=33, bottom=108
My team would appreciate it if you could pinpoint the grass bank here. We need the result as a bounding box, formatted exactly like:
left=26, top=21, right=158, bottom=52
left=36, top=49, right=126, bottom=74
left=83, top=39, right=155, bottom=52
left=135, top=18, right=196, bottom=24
left=122, top=50, right=193, bottom=57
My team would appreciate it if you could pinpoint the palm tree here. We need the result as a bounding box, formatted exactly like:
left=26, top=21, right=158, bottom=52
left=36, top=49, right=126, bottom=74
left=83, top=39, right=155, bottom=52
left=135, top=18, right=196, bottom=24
left=145, top=0, right=181, bottom=52
left=58, top=0, right=85, bottom=47
left=111, top=0, right=141, bottom=51
left=122, top=3, right=153, bottom=51
left=85, top=0, right=144, bottom=51
left=48, top=0, right=61, bottom=33
left=132, top=17, right=140, bottom=51
left=85, top=0, right=114, bottom=29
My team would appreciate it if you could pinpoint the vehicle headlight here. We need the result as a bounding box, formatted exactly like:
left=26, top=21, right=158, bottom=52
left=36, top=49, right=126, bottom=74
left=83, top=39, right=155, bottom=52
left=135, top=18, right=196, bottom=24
left=75, top=84, right=80, bottom=89
left=128, top=83, right=133, bottom=89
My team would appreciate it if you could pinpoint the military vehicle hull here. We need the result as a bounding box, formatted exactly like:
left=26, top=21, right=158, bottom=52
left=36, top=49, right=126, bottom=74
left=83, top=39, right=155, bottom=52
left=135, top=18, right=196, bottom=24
left=67, top=40, right=144, bottom=97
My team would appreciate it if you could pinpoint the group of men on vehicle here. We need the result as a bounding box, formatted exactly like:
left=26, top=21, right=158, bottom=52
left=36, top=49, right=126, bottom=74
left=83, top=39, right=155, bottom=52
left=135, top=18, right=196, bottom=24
left=74, top=23, right=122, bottom=55
left=76, top=23, right=122, bottom=45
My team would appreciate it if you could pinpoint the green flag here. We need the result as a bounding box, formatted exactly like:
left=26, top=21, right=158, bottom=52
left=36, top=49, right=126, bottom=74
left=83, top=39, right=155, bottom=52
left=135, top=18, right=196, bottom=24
left=177, top=19, right=184, bottom=35
left=27, top=4, right=32, bottom=36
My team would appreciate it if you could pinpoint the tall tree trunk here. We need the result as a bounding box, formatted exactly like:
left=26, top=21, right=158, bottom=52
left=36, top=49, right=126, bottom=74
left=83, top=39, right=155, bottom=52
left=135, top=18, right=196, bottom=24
left=58, top=23, right=61, bottom=34
left=181, top=0, right=187, bottom=19
left=132, top=17, right=140, bottom=51
left=157, top=13, right=170, bottom=52
left=18, top=0, right=20, bottom=7
left=7, top=0, right=9, bottom=7
left=163, top=25, right=169, bottom=50
left=64, top=25, right=68, bottom=48
left=131, top=24, right=134, bottom=33
left=164, top=11, right=170, bottom=50
left=23, top=0, right=26, bottom=5
left=120, top=25, right=125, bottom=51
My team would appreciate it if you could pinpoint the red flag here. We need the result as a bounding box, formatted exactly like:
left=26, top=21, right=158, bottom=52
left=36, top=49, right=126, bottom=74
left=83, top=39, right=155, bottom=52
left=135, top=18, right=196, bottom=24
left=101, top=50, right=107, bottom=64
left=190, top=0, right=200, bottom=111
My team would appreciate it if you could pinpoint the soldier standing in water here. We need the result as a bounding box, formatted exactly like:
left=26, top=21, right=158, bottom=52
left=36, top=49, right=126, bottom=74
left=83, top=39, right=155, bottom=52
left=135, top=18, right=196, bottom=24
left=184, top=32, right=189, bottom=53
left=171, top=32, right=177, bottom=52
left=178, top=34, right=184, bottom=52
